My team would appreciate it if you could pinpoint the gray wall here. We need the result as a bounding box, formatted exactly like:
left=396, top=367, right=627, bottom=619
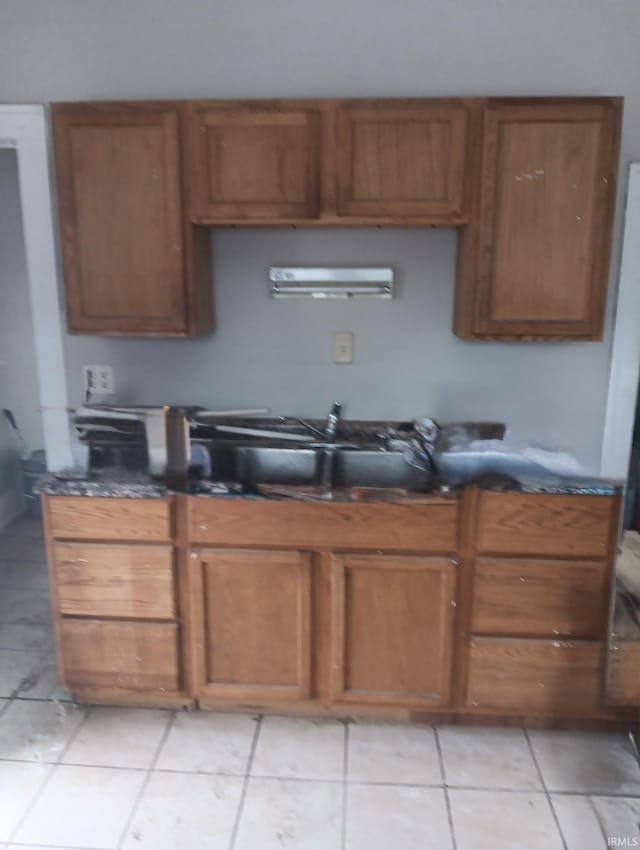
left=1, top=0, right=639, bottom=472
left=0, top=149, right=43, bottom=451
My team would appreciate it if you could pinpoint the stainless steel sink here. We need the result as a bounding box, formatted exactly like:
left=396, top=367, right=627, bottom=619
left=333, top=449, right=429, bottom=491
left=235, top=446, right=320, bottom=486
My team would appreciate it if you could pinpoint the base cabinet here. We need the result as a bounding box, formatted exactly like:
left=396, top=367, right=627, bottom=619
left=190, top=548, right=312, bottom=701
left=331, top=554, right=456, bottom=707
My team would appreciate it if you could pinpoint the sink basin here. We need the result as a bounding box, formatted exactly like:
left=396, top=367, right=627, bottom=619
left=333, top=449, right=429, bottom=491
left=235, top=446, right=320, bottom=486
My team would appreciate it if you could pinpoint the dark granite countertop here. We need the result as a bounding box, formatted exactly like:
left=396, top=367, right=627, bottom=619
left=34, top=471, right=169, bottom=499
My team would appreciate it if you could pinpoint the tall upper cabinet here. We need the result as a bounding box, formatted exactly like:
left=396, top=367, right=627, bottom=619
left=454, top=98, right=622, bottom=340
left=52, top=102, right=213, bottom=337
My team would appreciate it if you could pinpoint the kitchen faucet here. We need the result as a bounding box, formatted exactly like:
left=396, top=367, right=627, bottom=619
left=325, top=402, right=342, bottom=442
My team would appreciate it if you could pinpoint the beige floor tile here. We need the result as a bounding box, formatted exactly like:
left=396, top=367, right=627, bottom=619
left=122, top=770, right=243, bottom=850
left=0, top=760, right=51, bottom=842
left=450, top=789, right=564, bottom=850
left=0, top=699, right=85, bottom=762
left=0, top=623, right=55, bottom=652
left=13, top=652, right=70, bottom=700
left=155, top=710, right=257, bottom=774
left=0, top=649, right=42, bottom=697
left=592, top=796, right=640, bottom=844
left=348, top=721, right=441, bottom=785
left=529, top=731, right=640, bottom=795
left=0, top=561, right=49, bottom=592
left=550, top=795, right=607, bottom=850
left=14, top=764, right=145, bottom=848
left=0, top=591, right=51, bottom=626
left=235, top=777, right=342, bottom=850
left=62, top=707, right=172, bottom=769
left=438, top=726, right=542, bottom=789
left=347, top=783, right=453, bottom=850
left=251, top=716, right=345, bottom=781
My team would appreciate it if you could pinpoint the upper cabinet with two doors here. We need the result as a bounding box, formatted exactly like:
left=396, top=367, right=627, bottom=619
left=51, top=96, right=622, bottom=339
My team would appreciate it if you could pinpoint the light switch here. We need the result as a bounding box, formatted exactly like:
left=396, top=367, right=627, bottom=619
left=333, top=332, right=353, bottom=364
left=83, top=365, right=115, bottom=397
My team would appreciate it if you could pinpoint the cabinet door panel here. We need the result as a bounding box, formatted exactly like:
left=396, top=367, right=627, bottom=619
left=188, top=104, right=321, bottom=220
left=337, top=102, right=468, bottom=219
left=52, top=104, right=188, bottom=334
left=193, top=548, right=312, bottom=700
left=331, top=554, right=455, bottom=706
left=455, top=98, right=621, bottom=339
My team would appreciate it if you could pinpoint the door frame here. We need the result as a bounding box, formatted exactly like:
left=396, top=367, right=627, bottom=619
left=601, top=163, right=640, bottom=479
left=0, top=105, right=72, bottom=471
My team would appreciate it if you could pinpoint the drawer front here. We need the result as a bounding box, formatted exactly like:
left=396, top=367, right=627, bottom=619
left=472, top=558, right=609, bottom=639
left=60, top=619, right=181, bottom=692
left=190, top=497, right=458, bottom=552
left=47, top=497, right=171, bottom=542
left=607, top=642, right=640, bottom=707
left=467, top=637, right=603, bottom=715
left=476, top=492, right=614, bottom=557
left=54, top=543, right=175, bottom=619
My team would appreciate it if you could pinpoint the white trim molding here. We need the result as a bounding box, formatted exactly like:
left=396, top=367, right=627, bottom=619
left=0, top=105, right=72, bottom=471
left=602, top=163, right=640, bottom=479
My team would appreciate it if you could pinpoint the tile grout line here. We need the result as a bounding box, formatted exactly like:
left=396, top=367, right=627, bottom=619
left=115, top=709, right=178, bottom=850
left=524, top=729, right=568, bottom=850
left=434, top=726, right=458, bottom=850
left=586, top=794, right=615, bottom=846
left=6, top=700, right=90, bottom=844
left=341, top=721, right=349, bottom=850
left=229, top=714, right=263, bottom=850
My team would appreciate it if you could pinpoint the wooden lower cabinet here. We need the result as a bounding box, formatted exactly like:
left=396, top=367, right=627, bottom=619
left=331, top=554, right=456, bottom=707
left=466, top=637, right=603, bottom=715
left=60, top=619, right=181, bottom=692
left=190, top=548, right=312, bottom=701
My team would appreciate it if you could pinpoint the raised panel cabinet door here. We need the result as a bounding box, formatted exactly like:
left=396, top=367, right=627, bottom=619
left=52, top=103, right=188, bottom=335
left=331, top=554, right=456, bottom=706
left=455, top=98, right=622, bottom=339
left=336, top=101, right=468, bottom=220
left=191, top=548, right=312, bottom=700
left=187, top=103, right=321, bottom=220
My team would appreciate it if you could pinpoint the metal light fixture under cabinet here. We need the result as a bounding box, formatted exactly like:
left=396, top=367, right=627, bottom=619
left=269, top=267, right=394, bottom=299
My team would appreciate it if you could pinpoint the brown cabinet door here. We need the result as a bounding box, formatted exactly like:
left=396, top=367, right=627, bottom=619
left=331, top=553, right=456, bottom=706
left=52, top=103, right=190, bottom=335
left=187, top=103, right=321, bottom=221
left=336, top=101, right=468, bottom=220
left=191, top=548, right=312, bottom=701
left=455, top=98, right=621, bottom=339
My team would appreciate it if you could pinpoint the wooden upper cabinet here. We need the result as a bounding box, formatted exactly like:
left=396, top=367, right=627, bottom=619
left=455, top=98, right=622, bottom=339
left=51, top=102, right=213, bottom=337
left=187, top=102, right=321, bottom=221
left=336, top=101, right=469, bottom=221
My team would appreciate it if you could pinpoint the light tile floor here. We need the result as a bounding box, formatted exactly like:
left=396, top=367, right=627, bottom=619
left=0, top=515, right=639, bottom=849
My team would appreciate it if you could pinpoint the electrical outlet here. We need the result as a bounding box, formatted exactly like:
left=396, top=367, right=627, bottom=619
left=83, top=365, right=115, bottom=398
left=333, top=332, right=353, bottom=364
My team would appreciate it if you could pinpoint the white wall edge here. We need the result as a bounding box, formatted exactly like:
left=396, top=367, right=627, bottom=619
left=0, top=104, right=72, bottom=472
left=601, top=163, right=640, bottom=479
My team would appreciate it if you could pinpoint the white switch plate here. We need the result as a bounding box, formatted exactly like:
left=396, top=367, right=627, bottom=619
left=83, top=365, right=115, bottom=397
left=333, top=332, right=354, bottom=364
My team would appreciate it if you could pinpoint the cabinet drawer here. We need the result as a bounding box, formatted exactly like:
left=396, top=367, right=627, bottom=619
left=467, top=637, right=603, bottom=714
left=190, top=497, right=458, bottom=552
left=60, top=619, right=181, bottom=692
left=472, top=558, right=609, bottom=638
left=476, top=492, right=614, bottom=557
left=47, top=497, right=171, bottom=542
left=54, top=543, right=175, bottom=619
